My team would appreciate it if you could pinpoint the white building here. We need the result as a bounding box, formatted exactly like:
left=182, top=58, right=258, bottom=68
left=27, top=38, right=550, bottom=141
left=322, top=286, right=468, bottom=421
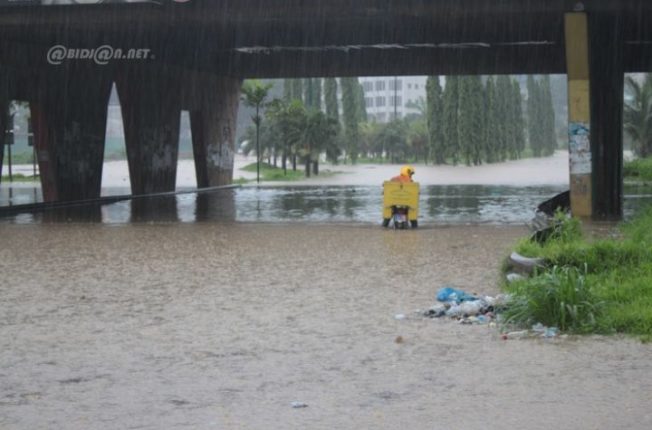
left=359, top=76, right=427, bottom=123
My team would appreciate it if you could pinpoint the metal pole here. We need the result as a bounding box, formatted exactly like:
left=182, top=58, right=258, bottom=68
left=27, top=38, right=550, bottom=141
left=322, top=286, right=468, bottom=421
left=7, top=113, right=12, bottom=182
left=256, top=104, right=260, bottom=184
left=394, top=76, right=398, bottom=119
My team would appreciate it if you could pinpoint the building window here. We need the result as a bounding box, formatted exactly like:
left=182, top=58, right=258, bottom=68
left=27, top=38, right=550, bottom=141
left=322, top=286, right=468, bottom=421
left=365, top=97, right=373, bottom=107
left=363, top=81, right=373, bottom=92
left=408, top=83, right=412, bottom=89
left=389, top=96, right=402, bottom=106
left=389, top=79, right=402, bottom=91
left=375, top=96, right=386, bottom=107
left=375, top=81, right=386, bottom=91
left=377, top=113, right=386, bottom=122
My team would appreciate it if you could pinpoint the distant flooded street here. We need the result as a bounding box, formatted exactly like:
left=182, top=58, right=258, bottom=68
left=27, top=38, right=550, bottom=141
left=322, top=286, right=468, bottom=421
left=2, top=184, right=572, bottom=225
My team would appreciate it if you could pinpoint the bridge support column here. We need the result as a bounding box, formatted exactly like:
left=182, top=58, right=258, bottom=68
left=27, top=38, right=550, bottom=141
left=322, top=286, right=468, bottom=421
left=589, top=13, right=624, bottom=220
left=565, top=12, right=624, bottom=220
left=186, top=74, right=241, bottom=187
left=29, top=66, right=112, bottom=202
left=565, top=13, right=593, bottom=219
left=116, top=66, right=181, bottom=195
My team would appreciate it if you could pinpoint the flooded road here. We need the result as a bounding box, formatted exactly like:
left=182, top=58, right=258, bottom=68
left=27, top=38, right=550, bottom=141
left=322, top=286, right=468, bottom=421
left=1, top=223, right=651, bottom=430
left=2, top=183, right=651, bottom=225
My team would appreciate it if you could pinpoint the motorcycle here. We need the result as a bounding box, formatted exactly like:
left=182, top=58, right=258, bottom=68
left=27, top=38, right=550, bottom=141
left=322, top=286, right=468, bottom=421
left=382, top=181, right=419, bottom=229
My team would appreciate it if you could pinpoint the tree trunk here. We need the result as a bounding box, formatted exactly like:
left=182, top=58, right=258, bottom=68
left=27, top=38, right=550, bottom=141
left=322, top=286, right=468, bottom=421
left=282, top=149, right=287, bottom=175
left=292, top=154, right=297, bottom=171
left=312, top=160, right=319, bottom=175
left=304, top=156, right=311, bottom=177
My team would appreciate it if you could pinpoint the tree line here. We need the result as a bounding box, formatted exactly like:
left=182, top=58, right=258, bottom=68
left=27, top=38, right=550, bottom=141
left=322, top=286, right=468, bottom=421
left=240, top=74, right=558, bottom=177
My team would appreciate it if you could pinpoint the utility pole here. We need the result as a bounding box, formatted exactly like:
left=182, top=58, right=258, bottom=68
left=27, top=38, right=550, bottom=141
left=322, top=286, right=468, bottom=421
left=394, top=76, right=398, bottom=120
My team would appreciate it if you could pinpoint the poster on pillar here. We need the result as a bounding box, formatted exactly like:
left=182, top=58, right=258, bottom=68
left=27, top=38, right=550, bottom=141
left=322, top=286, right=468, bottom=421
left=569, top=122, right=591, bottom=175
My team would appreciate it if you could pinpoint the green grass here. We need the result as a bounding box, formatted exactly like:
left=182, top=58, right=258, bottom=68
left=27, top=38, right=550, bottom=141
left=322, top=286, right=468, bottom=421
left=240, top=162, right=341, bottom=182
left=2, top=151, right=34, bottom=165
left=624, top=157, right=652, bottom=182
left=504, top=209, right=652, bottom=339
left=1, top=173, right=39, bottom=182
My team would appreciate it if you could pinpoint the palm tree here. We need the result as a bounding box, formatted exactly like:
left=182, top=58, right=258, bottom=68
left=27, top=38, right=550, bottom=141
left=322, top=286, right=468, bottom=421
left=241, top=80, right=273, bottom=183
left=301, top=110, right=338, bottom=177
left=624, top=75, right=652, bottom=158
left=266, top=99, right=305, bottom=175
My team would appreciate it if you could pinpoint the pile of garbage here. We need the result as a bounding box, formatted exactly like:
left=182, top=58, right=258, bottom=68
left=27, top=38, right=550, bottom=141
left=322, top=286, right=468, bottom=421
left=422, top=285, right=509, bottom=325
left=414, top=285, right=560, bottom=339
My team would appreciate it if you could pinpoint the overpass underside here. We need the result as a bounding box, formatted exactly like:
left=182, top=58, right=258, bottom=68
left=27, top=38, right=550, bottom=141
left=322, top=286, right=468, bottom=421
left=1, top=0, right=651, bottom=219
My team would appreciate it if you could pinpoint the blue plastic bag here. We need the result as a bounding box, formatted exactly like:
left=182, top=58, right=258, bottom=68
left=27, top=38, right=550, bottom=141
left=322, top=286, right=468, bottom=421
left=436, top=286, right=477, bottom=303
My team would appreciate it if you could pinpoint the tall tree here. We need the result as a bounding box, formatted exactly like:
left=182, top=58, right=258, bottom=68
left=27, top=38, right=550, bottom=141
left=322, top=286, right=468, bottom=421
left=526, top=75, right=542, bottom=157
left=496, top=75, right=513, bottom=161
left=355, top=80, right=368, bottom=123
left=340, top=77, right=360, bottom=163
left=624, top=74, right=652, bottom=158
left=458, top=76, right=484, bottom=165
left=512, top=79, right=526, bottom=159
left=540, top=75, right=557, bottom=156
left=241, top=80, right=273, bottom=183
left=442, top=76, right=460, bottom=164
left=484, top=77, right=500, bottom=163
left=426, top=76, right=445, bottom=164
left=323, top=77, right=341, bottom=163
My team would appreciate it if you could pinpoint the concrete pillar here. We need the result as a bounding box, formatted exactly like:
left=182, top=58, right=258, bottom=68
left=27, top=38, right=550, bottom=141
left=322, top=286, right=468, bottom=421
left=115, top=66, right=182, bottom=195
left=186, top=74, right=241, bottom=187
left=29, top=65, right=112, bottom=202
left=588, top=12, right=624, bottom=220
left=564, top=13, right=593, bottom=218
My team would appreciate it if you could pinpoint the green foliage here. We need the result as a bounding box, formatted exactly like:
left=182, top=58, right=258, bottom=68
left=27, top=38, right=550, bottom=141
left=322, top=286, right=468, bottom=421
left=624, top=156, right=652, bottom=181
left=507, top=208, right=652, bottom=338
left=1, top=173, right=39, bottom=182
left=526, top=75, right=556, bottom=157
left=240, top=162, right=305, bottom=181
left=503, top=266, right=601, bottom=332
left=340, top=77, right=361, bottom=163
left=442, top=76, right=460, bottom=165
left=624, top=75, right=652, bottom=158
left=426, top=76, right=444, bottom=164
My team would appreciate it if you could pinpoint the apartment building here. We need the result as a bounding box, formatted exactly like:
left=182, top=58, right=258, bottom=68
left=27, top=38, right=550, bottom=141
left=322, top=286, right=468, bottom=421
left=359, top=76, right=427, bottom=123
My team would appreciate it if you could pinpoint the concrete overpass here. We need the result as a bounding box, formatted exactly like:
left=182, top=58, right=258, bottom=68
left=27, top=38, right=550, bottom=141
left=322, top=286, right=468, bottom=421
left=1, top=0, right=651, bottom=219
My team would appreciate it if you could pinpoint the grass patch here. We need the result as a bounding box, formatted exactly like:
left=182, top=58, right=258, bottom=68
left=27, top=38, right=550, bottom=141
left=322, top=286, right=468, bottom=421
left=1, top=173, right=39, bottom=182
left=624, top=156, right=652, bottom=182
left=240, top=162, right=341, bottom=182
left=504, top=209, right=652, bottom=338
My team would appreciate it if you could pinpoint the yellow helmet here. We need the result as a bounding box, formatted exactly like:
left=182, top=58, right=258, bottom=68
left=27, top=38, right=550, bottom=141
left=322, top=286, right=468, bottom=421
left=400, top=165, right=415, bottom=178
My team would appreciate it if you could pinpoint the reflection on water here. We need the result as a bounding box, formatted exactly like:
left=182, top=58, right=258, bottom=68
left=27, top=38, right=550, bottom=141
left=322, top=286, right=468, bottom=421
left=2, top=184, right=652, bottom=225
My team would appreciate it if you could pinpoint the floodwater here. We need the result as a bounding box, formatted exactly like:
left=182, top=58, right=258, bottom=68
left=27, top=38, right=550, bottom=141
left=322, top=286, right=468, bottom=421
left=2, top=223, right=652, bottom=430
left=2, top=183, right=651, bottom=225
left=2, top=160, right=652, bottom=429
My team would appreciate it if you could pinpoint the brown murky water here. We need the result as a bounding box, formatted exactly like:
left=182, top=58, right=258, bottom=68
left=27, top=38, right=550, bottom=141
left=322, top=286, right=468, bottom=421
left=1, top=223, right=651, bottom=430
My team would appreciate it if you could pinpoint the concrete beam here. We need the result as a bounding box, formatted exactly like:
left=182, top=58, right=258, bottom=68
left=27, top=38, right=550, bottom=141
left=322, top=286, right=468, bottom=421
left=115, top=65, right=182, bottom=195
left=29, top=65, right=111, bottom=202
left=186, top=74, right=241, bottom=188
